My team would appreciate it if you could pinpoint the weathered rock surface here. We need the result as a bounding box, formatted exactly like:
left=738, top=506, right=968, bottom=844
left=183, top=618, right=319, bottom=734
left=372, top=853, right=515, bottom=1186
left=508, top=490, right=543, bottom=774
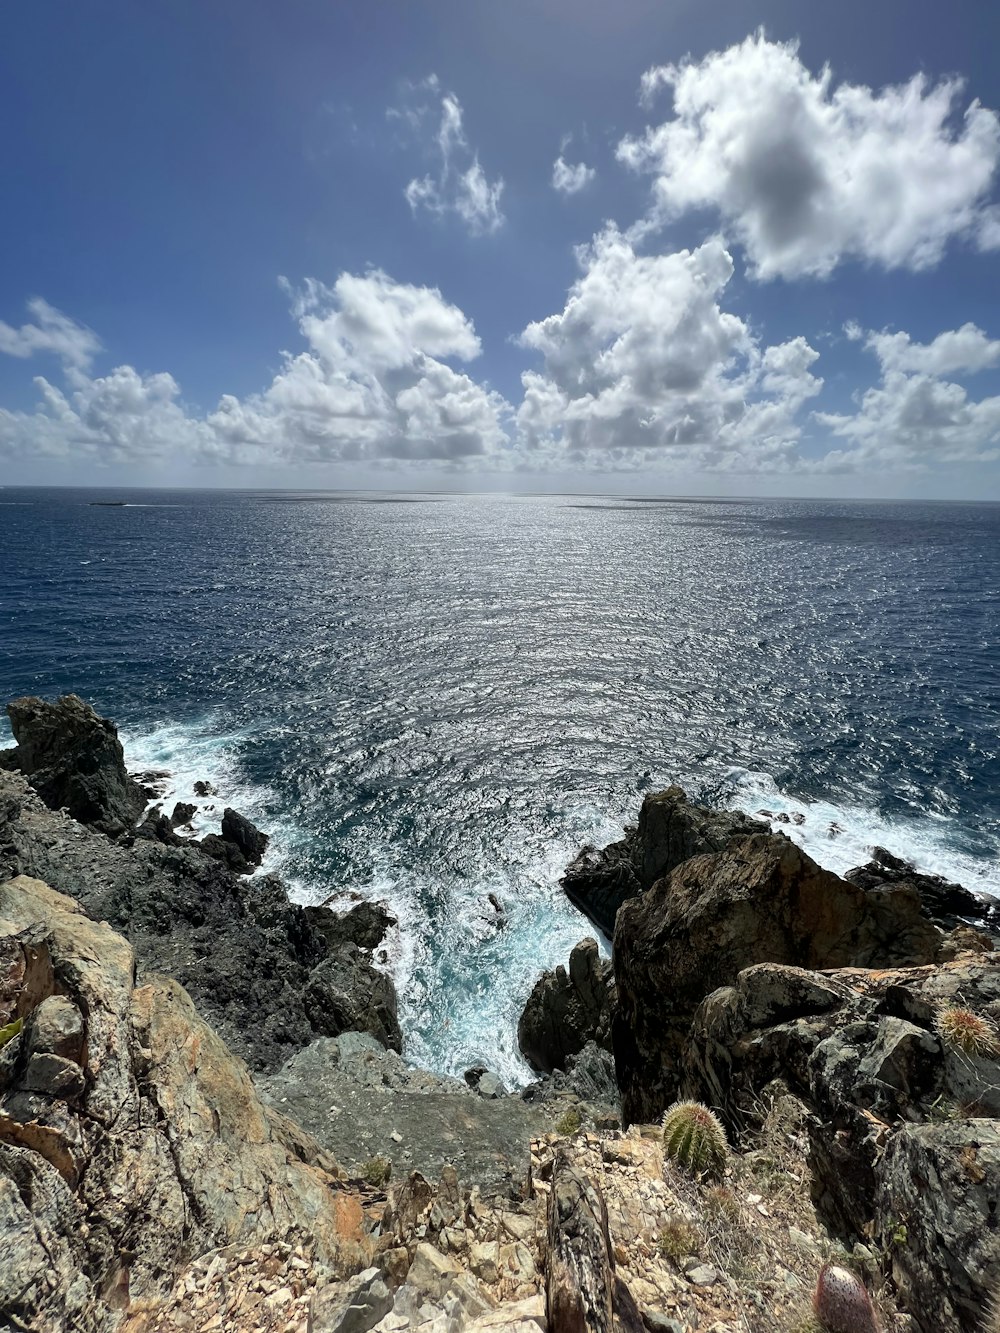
left=305, top=899, right=398, bottom=954
left=546, top=1151, right=615, bottom=1333
left=260, top=1032, right=550, bottom=1192
left=0, top=874, right=369, bottom=1331
left=561, top=787, right=767, bottom=937
left=845, top=844, right=997, bottom=931
left=304, top=946, right=403, bottom=1052
left=0, top=766, right=398, bottom=1073
left=2, top=694, right=147, bottom=837
left=518, top=939, right=615, bottom=1074
left=682, top=955, right=1000, bottom=1331
left=876, top=1120, right=1000, bottom=1333
left=613, top=831, right=943, bottom=1124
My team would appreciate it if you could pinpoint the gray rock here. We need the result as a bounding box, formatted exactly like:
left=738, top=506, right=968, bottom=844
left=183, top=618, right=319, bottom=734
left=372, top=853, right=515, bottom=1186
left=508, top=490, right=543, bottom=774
left=25, top=996, right=85, bottom=1067
left=314, top=1267, right=394, bottom=1333
left=305, top=900, right=397, bottom=954
left=876, top=1120, right=1000, bottom=1332
left=259, top=1035, right=549, bottom=1192
left=304, top=946, right=402, bottom=1052
left=546, top=1150, right=614, bottom=1333
left=518, top=938, right=615, bottom=1074
left=169, top=801, right=196, bottom=827
left=561, top=787, right=767, bottom=937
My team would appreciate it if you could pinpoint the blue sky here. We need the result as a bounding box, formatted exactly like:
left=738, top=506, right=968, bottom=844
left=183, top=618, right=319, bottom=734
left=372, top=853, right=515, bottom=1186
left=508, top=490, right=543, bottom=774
left=2, top=0, right=1000, bottom=496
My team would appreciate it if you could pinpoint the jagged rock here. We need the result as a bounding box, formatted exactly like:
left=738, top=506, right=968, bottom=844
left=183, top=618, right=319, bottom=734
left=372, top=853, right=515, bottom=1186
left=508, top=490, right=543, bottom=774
left=306, top=901, right=398, bottom=954
left=876, top=1120, right=1000, bottom=1333
left=613, top=832, right=943, bottom=1124
left=0, top=767, right=397, bottom=1073
left=193, top=780, right=216, bottom=797
left=221, top=806, right=269, bottom=865
left=681, top=953, right=1000, bottom=1324
left=0, top=873, right=367, bottom=1331
left=561, top=788, right=767, bottom=937
left=518, top=938, right=615, bottom=1074
left=846, top=845, right=995, bottom=930
left=304, top=946, right=403, bottom=1052
left=464, top=1067, right=507, bottom=1099
left=169, top=801, right=196, bottom=827
left=546, top=1150, right=615, bottom=1333
left=3, top=694, right=146, bottom=837
left=134, top=809, right=182, bottom=846
left=313, top=1266, right=394, bottom=1333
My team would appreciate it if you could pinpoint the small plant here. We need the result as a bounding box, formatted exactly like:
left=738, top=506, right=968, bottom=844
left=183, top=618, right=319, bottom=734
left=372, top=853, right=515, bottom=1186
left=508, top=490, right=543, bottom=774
left=704, top=1184, right=740, bottom=1222
left=661, top=1100, right=728, bottom=1179
left=555, top=1107, right=582, bottom=1136
left=937, top=1006, right=1000, bottom=1059
left=812, top=1263, right=879, bottom=1333
left=360, top=1156, right=391, bottom=1187
left=657, top=1218, right=701, bottom=1263
left=0, top=1017, right=22, bottom=1050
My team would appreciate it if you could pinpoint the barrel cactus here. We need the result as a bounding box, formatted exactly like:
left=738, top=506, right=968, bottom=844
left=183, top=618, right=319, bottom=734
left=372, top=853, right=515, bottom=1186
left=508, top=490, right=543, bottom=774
left=661, top=1100, right=727, bottom=1178
left=937, top=1006, right=999, bottom=1059
left=812, top=1263, right=879, bottom=1333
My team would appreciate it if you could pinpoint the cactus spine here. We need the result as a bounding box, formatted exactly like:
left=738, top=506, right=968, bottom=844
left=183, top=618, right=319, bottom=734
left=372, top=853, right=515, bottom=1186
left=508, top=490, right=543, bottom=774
left=812, top=1263, right=878, bottom=1333
left=661, top=1100, right=727, bottom=1178
left=937, top=1006, right=1000, bottom=1059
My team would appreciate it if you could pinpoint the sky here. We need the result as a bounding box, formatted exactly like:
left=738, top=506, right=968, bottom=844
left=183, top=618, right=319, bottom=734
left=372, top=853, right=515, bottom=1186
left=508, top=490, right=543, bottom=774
left=2, top=0, right=1000, bottom=498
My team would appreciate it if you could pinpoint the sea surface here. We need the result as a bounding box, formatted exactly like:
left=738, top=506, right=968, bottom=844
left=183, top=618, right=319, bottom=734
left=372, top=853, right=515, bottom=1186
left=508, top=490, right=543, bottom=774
left=1, top=487, right=998, bottom=1084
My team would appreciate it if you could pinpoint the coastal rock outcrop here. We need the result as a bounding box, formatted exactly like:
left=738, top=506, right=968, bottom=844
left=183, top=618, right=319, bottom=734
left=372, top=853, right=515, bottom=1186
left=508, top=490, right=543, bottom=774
left=0, top=873, right=368, bottom=1331
left=561, top=786, right=766, bottom=936
left=1, top=694, right=146, bottom=837
left=0, top=764, right=399, bottom=1072
left=845, top=843, right=997, bottom=930
left=517, top=938, right=615, bottom=1074
left=612, top=831, right=943, bottom=1124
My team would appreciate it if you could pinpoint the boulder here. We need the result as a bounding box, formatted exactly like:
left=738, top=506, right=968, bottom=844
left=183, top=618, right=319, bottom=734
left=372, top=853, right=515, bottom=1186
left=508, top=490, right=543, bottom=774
left=680, top=952, right=1000, bottom=1329
left=304, top=946, right=403, bottom=1053
left=221, top=806, right=269, bottom=866
left=305, top=900, right=397, bottom=955
left=561, top=787, right=767, bottom=937
left=518, top=938, right=615, bottom=1074
left=3, top=695, right=146, bottom=836
left=613, top=831, right=943, bottom=1123
left=546, top=1150, right=615, bottom=1333
left=169, top=801, right=196, bottom=827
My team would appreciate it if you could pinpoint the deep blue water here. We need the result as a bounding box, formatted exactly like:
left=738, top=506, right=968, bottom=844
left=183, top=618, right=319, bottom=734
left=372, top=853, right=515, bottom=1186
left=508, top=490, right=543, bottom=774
left=2, top=487, right=998, bottom=1082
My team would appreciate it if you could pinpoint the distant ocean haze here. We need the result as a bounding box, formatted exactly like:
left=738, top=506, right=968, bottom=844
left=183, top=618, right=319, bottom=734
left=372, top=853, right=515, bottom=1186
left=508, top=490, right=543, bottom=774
left=1, top=487, right=998, bottom=1083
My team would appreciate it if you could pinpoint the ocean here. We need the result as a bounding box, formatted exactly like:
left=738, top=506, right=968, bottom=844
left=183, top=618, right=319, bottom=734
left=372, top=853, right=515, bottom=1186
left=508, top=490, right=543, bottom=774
left=1, top=487, right=998, bottom=1085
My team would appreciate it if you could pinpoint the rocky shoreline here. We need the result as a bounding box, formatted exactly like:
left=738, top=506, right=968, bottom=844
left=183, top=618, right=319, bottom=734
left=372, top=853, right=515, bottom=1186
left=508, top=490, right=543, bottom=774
left=1, top=695, right=998, bottom=1332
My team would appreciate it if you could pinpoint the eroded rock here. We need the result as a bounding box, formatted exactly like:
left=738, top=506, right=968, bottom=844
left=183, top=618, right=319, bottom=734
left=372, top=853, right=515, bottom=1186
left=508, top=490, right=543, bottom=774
left=518, top=938, right=615, bottom=1075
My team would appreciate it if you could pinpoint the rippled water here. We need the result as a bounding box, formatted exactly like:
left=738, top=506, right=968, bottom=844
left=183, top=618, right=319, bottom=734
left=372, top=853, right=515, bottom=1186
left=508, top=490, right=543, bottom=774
left=2, top=488, right=998, bottom=1083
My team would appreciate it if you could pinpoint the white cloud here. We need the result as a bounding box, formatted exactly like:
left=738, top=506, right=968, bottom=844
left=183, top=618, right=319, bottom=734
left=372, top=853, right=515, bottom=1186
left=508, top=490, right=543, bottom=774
left=395, top=77, right=504, bottom=235
left=0, top=277, right=511, bottom=467
left=815, top=322, right=1000, bottom=467
left=552, top=155, right=596, bottom=195
left=516, top=227, right=821, bottom=469
left=618, top=33, right=1000, bottom=279
left=0, top=298, right=101, bottom=373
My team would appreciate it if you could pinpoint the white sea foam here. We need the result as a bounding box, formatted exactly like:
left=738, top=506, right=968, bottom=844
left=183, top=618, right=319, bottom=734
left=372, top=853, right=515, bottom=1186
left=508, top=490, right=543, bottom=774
left=721, top=767, right=1000, bottom=898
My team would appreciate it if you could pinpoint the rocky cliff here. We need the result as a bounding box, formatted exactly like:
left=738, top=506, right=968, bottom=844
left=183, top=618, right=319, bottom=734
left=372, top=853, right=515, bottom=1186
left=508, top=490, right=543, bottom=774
left=2, top=698, right=998, bottom=1333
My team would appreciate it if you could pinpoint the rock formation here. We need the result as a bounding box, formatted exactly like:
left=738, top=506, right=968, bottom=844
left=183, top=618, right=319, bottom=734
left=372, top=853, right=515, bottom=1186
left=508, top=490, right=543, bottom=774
left=561, top=786, right=766, bottom=936
left=612, top=826, right=943, bottom=1124
left=1, top=694, right=147, bottom=836
left=517, top=938, right=615, bottom=1074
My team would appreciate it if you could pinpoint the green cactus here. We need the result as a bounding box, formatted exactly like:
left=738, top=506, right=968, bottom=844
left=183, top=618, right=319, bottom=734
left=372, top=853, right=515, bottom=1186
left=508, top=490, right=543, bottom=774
left=661, top=1100, right=728, bottom=1178
left=937, top=1006, right=999, bottom=1059
left=811, top=1263, right=879, bottom=1333
left=0, top=1017, right=22, bottom=1050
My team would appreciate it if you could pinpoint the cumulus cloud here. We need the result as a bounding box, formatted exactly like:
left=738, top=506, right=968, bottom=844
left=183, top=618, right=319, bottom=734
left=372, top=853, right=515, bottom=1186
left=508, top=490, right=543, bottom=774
left=0, top=298, right=101, bottom=373
left=394, top=76, right=504, bottom=235
left=516, top=226, right=821, bottom=468
left=618, top=33, right=1000, bottom=279
left=0, top=276, right=511, bottom=467
left=552, top=155, right=596, bottom=195
left=815, top=321, right=1000, bottom=467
